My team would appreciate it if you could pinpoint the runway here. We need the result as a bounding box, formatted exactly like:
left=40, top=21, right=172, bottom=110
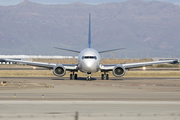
left=0, top=77, right=180, bottom=120
left=0, top=101, right=180, bottom=120
left=0, top=77, right=180, bottom=100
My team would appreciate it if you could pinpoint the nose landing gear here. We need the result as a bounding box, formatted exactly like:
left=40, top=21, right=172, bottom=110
left=86, top=72, right=92, bottom=81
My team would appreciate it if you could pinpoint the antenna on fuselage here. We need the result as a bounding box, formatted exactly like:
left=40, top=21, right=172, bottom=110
left=88, top=13, right=91, bottom=48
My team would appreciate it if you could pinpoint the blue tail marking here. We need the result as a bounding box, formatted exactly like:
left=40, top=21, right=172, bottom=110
left=88, top=13, right=91, bottom=48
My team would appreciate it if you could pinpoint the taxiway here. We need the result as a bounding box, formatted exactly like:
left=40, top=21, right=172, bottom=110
left=0, top=77, right=179, bottom=120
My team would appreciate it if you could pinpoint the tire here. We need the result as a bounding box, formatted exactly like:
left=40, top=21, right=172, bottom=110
left=86, top=77, right=92, bottom=81
left=74, top=74, right=78, bottom=79
left=101, top=74, right=104, bottom=80
left=70, top=74, right=73, bottom=80
left=106, top=74, right=109, bottom=80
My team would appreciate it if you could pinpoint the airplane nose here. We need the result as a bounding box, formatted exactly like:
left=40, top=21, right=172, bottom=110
left=82, top=60, right=95, bottom=72
left=86, top=62, right=93, bottom=68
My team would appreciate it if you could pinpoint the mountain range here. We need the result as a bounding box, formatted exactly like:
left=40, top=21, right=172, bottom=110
left=0, top=0, right=180, bottom=58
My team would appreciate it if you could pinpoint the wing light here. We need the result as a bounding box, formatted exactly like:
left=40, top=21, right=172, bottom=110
left=142, top=66, right=146, bottom=70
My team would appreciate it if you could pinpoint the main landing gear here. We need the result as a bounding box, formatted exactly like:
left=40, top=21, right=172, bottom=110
left=101, top=72, right=109, bottom=80
left=70, top=72, right=78, bottom=80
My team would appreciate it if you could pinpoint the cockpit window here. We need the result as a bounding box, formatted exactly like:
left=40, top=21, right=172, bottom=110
left=82, top=56, right=97, bottom=59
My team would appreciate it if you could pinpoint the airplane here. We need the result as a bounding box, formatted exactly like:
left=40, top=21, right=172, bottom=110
left=1, top=13, right=178, bottom=81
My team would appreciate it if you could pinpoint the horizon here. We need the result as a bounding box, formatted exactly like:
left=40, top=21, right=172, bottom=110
left=0, top=0, right=180, bottom=6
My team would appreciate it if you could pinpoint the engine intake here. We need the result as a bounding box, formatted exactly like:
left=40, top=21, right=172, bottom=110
left=53, top=64, right=66, bottom=77
left=113, top=64, right=126, bottom=77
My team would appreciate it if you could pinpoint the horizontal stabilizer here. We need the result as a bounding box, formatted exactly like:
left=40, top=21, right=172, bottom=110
left=53, top=47, right=81, bottom=53
left=98, top=48, right=125, bottom=53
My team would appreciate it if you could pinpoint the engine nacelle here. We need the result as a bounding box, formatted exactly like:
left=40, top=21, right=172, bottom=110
left=53, top=64, right=66, bottom=77
left=112, top=64, right=126, bottom=77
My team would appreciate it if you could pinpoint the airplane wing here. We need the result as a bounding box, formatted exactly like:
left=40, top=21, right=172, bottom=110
left=2, top=59, right=78, bottom=71
left=100, top=60, right=178, bottom=71
left=122, top=60, right=178, bottom=69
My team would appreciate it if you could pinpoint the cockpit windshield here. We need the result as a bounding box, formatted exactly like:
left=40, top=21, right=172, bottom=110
left=82, top=56, right=97, bottom=59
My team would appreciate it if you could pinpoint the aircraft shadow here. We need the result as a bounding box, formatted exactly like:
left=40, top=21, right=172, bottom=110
left=51, top=78, right=65, bottom=80
left=110, top=79, right=124, bottom=81
left=51, top=77, right=124, bottom=81
left=77, top=77, right=97, bottom=81
left=51, top=77, right=97, bottom=81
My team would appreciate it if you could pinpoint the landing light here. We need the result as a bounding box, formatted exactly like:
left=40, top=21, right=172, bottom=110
left=33, top=67, right=36, bottom=69
left=100, top=65, right=104, bottom=68
left=142, top=66, right=146, bottom=70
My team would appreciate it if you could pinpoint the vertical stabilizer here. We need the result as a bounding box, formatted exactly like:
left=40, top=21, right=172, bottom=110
left=88, top=13, right=91, bottom=48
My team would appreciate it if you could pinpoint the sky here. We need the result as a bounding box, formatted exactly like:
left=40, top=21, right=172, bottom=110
left=0, top=0, right=180, bottom=6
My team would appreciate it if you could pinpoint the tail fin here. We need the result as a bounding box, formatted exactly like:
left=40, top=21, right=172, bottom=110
left=88, top=13, right=91, bottom=48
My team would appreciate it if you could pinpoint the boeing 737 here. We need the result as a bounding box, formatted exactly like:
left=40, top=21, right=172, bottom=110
left=2, top=13, right=178, bottom=80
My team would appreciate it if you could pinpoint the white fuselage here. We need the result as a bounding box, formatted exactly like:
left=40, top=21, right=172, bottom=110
left=78, top=48, right=101, bottom=73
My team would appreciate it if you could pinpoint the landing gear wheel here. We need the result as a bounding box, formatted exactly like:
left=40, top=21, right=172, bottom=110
left=101, top=74, right=104, bottom=80
left=70, top=74, right=73, bottom=80
left=86, top=77, right=91, bottom=81
left=74, top=74, right=78, bottom=80
left=106, top=74, right=109, bottom=80
left=86, top=73, right=92, bottom=81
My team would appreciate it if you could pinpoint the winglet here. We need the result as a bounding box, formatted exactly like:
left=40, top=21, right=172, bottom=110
left=88, top=13, right=91, bottom=48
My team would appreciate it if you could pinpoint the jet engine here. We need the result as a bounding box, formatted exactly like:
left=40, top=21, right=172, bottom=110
left=53, top=64, right=66, bottom=77
left=112, top=64, right=126, bottom=77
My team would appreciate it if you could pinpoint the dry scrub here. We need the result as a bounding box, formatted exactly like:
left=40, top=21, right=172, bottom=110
left=32, top=58, right=153, bottom=64
left=0, top=70, right=180, bottom=77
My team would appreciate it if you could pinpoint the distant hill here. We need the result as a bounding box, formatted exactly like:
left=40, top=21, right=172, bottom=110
left=0, top=0, right=180, bottom=58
